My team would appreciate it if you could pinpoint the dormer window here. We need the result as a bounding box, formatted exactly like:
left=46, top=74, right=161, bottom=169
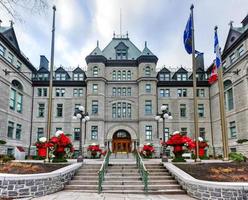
left=159, top=73, right=170, bottom=81
left=177, top=74, right=187, bottom=81
left=116, top=49, right=127, bottom=60
left=56, top=73, right=66, bottom=80
left=38, top=73, right=49, bottom=80
left=115, top=42, right=128, bottom=60
left=73, top=73, right=84, bottom=81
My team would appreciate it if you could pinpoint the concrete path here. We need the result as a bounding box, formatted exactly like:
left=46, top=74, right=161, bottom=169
left=32, top=191, right=195, bottom=200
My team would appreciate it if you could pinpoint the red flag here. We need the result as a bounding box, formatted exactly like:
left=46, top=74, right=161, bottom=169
left=208, top=65, right=218, bottom=84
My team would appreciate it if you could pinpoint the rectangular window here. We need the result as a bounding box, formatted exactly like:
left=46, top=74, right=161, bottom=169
left=199, top=128, right=206, bottom=140
left=165, top=89, right=170, bottom=97
left=56, top=88, right=65, bottom=97
left=73, top=73, right=84, bottom=81
left=222, top=61, right=227, bottom=70
left=38, top=103, right=45, bottom=117
left=182, top=74, right=187, bottom=81
left=74, top=104, right=81, bottom=112
left=7, top=121, right=14, bottom=138
left=117, top=88, right=121, bottom=96
left=145, top=100, right=152, bottom=115
left=164, top=128, right=169, bottom=141
left=43, top=88, right=47, bottom=96
left=225, top=88, right=234, bottom=111
left=37, top=128, right=44, bottom=139
left=198, top=104, right=204, bottom=117
left=16, top=93, right=23, bottom=113
left=145, top=125, right=152, bottom=140
left=180, top=104, right=186, bottom=117
left=56, top=104, right=63, bottom=117
left=230, top=148, right=237, bottom=153
left=238, top=45, right=244, bottom=57
left=7, top=52, right=14, bottom=63
left=145, top=84, right=151, bottom=93
left=197, top=89, right=205, bottom=97
left=9, top=88, right=16, bottom=110
left=122, top=71, right=126, bottom=80
left=92, top=100, right=98, bottom=114
left=177, top=74, right=182, bottom=81
left=177, top=89, right=187, bottom=97
left=56, top=127, right=62, bottom=131
left=112, top=88, right=116, bottom=96
left=74, top=128, right=80, bottom=141
left=127, top=71, right=131, bottom=80
left=38, top=88, right=42, bottom=96
left=0, top=44, right=6, bottom=56
left=73, top=88, right=83, bottom=97
left=229, top=121, right=237, bottom=139
left=181, top=127, right=187, bottom=135
left=229, top=53, right=236, bottom=63
left=122, top=88, right=126, bottom=96
left=16, top=61, right=22, bottom=70
left=160, top=89, right=165, bottom=97
left=16, top=124, right=22, bottom=140
left=91, top=126, right=98, bottom=140
left=92, top=84, right=98, bottom=93
left=159, top=74, right=165, bottom=81
left=7, top=148, right=14, bottom=156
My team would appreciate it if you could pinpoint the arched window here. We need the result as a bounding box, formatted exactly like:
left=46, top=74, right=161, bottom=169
left=224, top=80, right=234, bottom=111
left=112, top=70, right=116, bottom=80
left=112, top=102, right=131, bottom=119
left=93, top=66, right=98, bottom=77
left=117, top=70, right=121, bottom=80
left=127, top=70, right=131, bottom=80
left=122, top=70, right=126, bottom=80
left=145, top=66, right=151, bottom=76
left=9, top=80, right=23, bottom=113
left=112, top=87, right=116, bottom=96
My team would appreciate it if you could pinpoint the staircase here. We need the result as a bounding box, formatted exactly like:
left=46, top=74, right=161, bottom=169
left=145, top=163, right=185, bottom=194
left=64, top=164, right=101, bottom=192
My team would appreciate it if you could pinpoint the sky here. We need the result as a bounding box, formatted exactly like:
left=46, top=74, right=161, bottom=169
left=0, top=0, right=248, bottom=71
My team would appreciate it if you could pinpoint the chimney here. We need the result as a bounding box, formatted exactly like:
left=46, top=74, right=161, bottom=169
left=39, top=55, right=49, bottom=70
left=196, top=53, right=204, bottom=70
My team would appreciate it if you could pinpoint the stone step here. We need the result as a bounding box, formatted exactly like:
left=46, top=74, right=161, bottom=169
left=102, top=189, right=186, bottom=194
left=146, top=169, right=169, bottom=172
left=69, top=180, right=98, bottom=185
left=103, top=181, right=143, bottom=185
left=102, top=184, right=181, bottom=190
left=73, top=176, right=98, bottom=180
left=105, top=172, right=140, bottom=176
left=64, top=185, right=98, bottom=190
left=76, top=172, right=98, bottom=176
left=77, top=169, right=100, bottom=173
left=106, top=169, right=139, bottom=173
left=104, top=176, right=141, bottom=181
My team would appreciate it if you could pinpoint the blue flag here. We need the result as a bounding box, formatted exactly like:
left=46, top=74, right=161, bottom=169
left=183, top=13, right=193, bottom=54
left=214, top=30, right=222, bottom=68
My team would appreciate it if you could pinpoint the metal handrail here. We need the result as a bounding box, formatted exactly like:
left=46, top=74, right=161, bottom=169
left=98, top=150, right=111, bottom=193
left=135, top=150, right=149, bottom=193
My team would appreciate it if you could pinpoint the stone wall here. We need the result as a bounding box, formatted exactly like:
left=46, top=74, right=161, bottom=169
left=0, top=163, right=82, bottom=198
left=164, top=163, right=248, bottom=200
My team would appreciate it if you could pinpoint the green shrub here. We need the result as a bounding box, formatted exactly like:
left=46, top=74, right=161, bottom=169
left=229, top=152, right=246, bottom=162
left=52, top=157, right=68, bottom=163
left=0, top=140, right=6, bottom=145
left=172, top=157, right=186, bottom=162
left=0, top=154, right=15, bottom=163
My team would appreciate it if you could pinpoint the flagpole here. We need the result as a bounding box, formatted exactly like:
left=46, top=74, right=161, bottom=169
left=45, top=5, right=56, bottom=162
left=215, top=26, right=229, bottom=161
left=190, top=4, right=200, bottom=162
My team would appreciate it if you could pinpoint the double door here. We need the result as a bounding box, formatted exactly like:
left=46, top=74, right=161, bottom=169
left=112, top=139, right=131, bottom=153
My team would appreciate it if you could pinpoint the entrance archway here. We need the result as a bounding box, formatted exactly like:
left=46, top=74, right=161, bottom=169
left=112, top=130, right=132, bottom=153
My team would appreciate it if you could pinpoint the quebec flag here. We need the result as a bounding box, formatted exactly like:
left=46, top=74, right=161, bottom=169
left=214, top=30, right=222, bottom=68
left=183, top=13, right=193, bottom=54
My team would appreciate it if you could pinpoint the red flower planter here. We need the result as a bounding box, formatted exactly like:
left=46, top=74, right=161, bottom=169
left=199, top=148, right=205, bottom=157
left=38, top=148, right=47, bottom=157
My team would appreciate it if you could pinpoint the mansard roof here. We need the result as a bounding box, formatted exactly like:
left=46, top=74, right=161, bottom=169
left=102, top=37, right=141, bottom=60
left=159, top=67, right=171, bottom=73
left=0, top=26, right=20, bottom=51
left=141, top=42, right=154, bottom=56
left=37, top=67, right=49, bottom=73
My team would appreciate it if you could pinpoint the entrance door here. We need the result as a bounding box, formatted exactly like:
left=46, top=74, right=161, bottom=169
left=112, top=130, right=131, bottom=153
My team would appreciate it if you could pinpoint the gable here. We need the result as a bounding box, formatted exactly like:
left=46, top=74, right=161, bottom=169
left=223, top=28, right=242, bottom=52
left=2, top=28, right=20, bottom=51
left=115, top=41, right=128, bottom=50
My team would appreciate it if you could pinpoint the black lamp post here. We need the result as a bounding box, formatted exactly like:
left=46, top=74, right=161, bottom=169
left=155, top=105, right=173, bottom=162
left=73, top=106, right=90, bottom=162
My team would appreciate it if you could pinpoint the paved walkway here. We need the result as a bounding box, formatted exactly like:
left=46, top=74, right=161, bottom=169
left=32, top=191, right=195, bottom=200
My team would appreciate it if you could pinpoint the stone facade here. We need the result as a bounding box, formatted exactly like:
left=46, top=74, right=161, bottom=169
left=0, top=15, right=248, bottom=158
left=0, top=163, right=81, bottom=198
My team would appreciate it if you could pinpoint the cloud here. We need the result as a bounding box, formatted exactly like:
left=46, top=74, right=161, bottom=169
left=2, top=0, right=248, bottom=71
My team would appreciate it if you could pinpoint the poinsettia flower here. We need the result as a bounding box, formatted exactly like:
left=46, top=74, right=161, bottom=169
left=39, top=137, right=47, bottom=143
left=198, top=137, right=204, bottom=142
left=55, top=130, right=64, bottom=137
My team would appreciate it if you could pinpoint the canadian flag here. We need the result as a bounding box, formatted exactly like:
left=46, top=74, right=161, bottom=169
left=208, top=64, right=218, bottom=84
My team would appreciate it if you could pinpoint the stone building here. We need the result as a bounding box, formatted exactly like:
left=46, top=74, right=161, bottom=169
left=0, top=14, right=248, bottom=158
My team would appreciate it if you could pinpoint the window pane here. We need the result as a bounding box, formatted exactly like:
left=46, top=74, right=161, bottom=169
left=16, top=124, right=22, bottom=140
left=56, top=104, right=63, bottom=117
left=17, top=93, right=23, bottom=113
left=74, top=128, right=80, bottom=141
left=91, top=126, right=98, bottom=140
left=145, top=125, right=152, bottom=140
left=8, top=121, right=14, bottom=138
left=198, top=104, right=204, bottom=117
left=145, top=100, right=152, bottom=115
left=37, top=128, right=44, bottom=139
left=92, top=100, right=98, bottom=114
left=9, top=89, right=16, bottom=110
left=38, top=103, right=45, bottom=117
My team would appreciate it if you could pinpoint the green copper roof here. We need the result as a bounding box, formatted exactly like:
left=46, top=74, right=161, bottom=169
left=141, top=41, right=154, bottom=56
left=102, top=37, right=141, bottom=60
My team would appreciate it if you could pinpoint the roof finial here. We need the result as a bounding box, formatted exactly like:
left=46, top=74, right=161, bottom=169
left=97, top=40, right=99, bottom=47
left=9, top=20, right=14, bottom=27
left=145, top=41, right=147, bottom=48
left=228, top=20, right=234, bottom=28
left=113, top=31, right=115, bottom=38
left=126, top=31, right=128, bottom=38
left=0, top=19, right=2, bottom=27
